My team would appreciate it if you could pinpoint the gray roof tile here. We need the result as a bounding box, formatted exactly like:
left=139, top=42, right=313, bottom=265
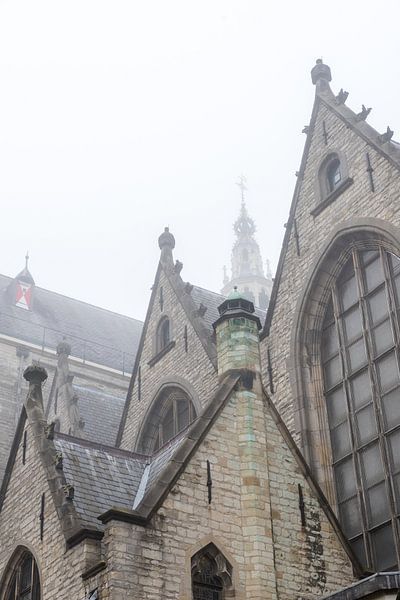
left=74, top=385, right=125, bottom=447
left=54, top=436, right=148, bottom=530
left=0, top=274, right=142, bottom=372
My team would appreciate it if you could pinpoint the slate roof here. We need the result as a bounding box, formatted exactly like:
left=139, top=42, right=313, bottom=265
left=54, top=431, right=189, bottom=530
left=54, top=435, right=148, bottom=530
left=191, top=285, right=266, bottom=330
left=74, top=384, right=126, bottom=447
left=0, top=274, right=142, bottom=372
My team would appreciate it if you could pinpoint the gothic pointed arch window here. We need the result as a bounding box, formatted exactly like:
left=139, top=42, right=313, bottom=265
left=191, top=543, right=233, bottom=599
left=137, top=386, right=197, bottom=453
left=3, top=550, right=40, bottom=600
left=156, top=316, right=171, bottom=353
left=321, top=247, right=400, bottom=571
left=326, top=157, right=341, bottom=192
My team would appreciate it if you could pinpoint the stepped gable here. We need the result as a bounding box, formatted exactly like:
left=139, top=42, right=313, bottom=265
left=0, top=273, right=142, bottom=372
left=73, top=385, right=126, bottom=447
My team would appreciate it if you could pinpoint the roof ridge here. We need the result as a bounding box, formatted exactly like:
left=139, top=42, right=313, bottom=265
left=0, top=272, right=143, bottom=324
left=55, top=432, right=150, bottom=459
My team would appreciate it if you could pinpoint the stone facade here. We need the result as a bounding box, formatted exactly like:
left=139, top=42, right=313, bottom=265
left=1, top=61, right=400, bottom=599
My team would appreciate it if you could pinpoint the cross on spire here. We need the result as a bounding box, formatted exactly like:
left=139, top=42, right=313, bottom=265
left=236, top=175, right=247, bottom=204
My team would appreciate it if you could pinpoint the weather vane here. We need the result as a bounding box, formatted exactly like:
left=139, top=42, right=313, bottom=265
left=236, top=175, right=247, bottom=204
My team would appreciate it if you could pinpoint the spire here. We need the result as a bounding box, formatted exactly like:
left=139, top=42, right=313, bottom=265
left=221, top=178, right=273, bottom=310
left=16, top=251, right=35, bottom=285
left=12, top=252, right=35, bottom=310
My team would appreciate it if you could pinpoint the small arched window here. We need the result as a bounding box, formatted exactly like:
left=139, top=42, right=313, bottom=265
left=191, top=544, right=233, bottom=599
left=156, top=317, right=170, bottom=353
left=327, top=157, right=341, bottom=192
left=322, top=247, right=400, bottom=571
left=312, top=152, right=352, bottom=217
left=138, top=386, right=196, bottom=453
left=4, top=551, right=40, bottom=600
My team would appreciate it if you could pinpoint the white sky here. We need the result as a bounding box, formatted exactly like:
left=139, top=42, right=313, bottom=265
left=0, top=0, right=399, bottom=321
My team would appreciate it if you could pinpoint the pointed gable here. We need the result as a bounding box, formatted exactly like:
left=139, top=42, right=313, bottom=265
left=117, top=227, right=222, bottom=451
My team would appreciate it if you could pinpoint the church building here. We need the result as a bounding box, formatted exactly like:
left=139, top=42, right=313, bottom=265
left=1, top=60, right=400, bottom=600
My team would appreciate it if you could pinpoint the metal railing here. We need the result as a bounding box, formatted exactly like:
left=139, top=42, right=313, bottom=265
left=0, top=311, right=136, bottom=375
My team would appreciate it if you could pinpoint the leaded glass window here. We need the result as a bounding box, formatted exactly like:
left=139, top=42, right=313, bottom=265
left=322, top=248, right=400, bottom=570
left=138, top=387, right=196, bottom=453
left=191, top=544, right=232, bottom=600
left=327, top=158, right=342, bottom=192
left=5, top=552, right=40, bottom=600
left=192, top=556, right=223, bottom=600
left=156, top=317, right=170, bottom=353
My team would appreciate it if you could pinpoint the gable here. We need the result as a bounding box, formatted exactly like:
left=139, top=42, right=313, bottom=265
left=118, top=258, right=220, bottom=451
left=115, top=374, right=359, bottom=599
left=262, top=72, right=400, bottom=439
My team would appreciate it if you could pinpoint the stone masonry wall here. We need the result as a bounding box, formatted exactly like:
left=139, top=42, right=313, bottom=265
left=0, top=336, right=130, bottom=483
left=262, top=96, right=400, bottom=455
left=121, top=266, right=219, bottom=451
left=0, top=420, right=88, bottom=600
left=100, top=386, right=355, bottom=599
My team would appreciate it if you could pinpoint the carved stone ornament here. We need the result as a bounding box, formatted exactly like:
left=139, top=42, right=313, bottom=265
left=378, top=126, right=394, bottom=144
left=63, top=484, right=75, bottom=501
left=174, top=260, right=183, bottom=274
left=45, top=421, right=56, bottom=440
left=335, top=88, right=349, bottom=105
left=356, top=104, right=372, bottom=121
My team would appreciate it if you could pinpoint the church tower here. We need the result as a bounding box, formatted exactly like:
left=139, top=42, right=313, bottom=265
left=221, top=178, right=273, bottom=309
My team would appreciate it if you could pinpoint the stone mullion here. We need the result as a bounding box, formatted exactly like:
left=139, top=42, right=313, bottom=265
left=331, top=252, right=370, bottom=565
left=379, top=249, right=400, bottom=564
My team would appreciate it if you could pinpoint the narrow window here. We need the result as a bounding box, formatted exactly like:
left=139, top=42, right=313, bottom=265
left=322, top=248, right=400, bottom=571
left=156, top=317, right=171, bottom=353
left=327, top=158, right=341, bottom=192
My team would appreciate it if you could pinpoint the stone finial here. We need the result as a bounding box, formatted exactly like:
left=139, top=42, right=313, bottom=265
left=23, top=364, right=48, bottom=385
left=158, top=227, right=175, bottom=251
left=335, top=88, right=349, bottom=105
left=57, top=338, right=71, bottom=356
left=55, top=451, right=63, bottom=470
left=63, top=484, right=75, bottom=501
left=378, top=126, right=394, bottom=144
left=45, top=421, right=56, bottom=440
left=302, top=125, right=309, bottom=134
left=197, top=303, right=207, bottom=318
left=356, top=105, right=372, bottom=122
left=311, top=59, right=332, bottom=86
left=174, top=259, right=183, bottom=274
left=184, top=282, right=193, bottom=294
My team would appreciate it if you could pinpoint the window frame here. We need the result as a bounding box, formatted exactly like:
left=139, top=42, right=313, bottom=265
left=322, top=247, right=400, bottom=570
left=3, top=551, right=40, bottom=600
left=311, top=151, right=353, bottom=217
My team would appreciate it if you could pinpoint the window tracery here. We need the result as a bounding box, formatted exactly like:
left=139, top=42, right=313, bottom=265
left=191, top=544, right=233, bottom=600
left=4, top=551, right=40, bottom=600
left=138, top=386, right=196, bottom=453
left=322, top=247, right=400, bottom=570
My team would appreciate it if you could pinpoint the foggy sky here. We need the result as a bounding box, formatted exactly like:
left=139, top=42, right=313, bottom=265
left=0, top=0, right=399, bottom=321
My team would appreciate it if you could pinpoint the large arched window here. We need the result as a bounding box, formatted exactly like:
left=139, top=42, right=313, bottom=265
left=322, top=247, right=400, bottom=571
left=191, top=543, right=233, bottom=599
left=137, top=386, right=197, bottom=453
left=3, top=551, right=40, bottom=600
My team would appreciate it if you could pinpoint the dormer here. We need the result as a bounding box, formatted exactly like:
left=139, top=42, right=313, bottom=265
left=13, top=254, right=35, bottom=310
